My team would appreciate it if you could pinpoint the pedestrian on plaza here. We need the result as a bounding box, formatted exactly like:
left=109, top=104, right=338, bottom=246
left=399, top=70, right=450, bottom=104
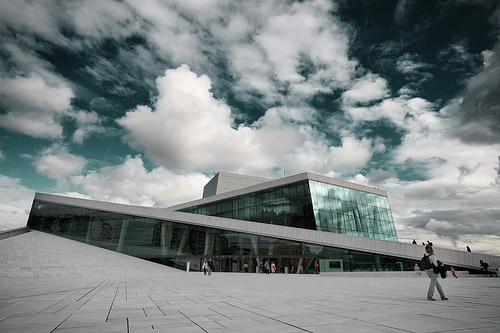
left=202, top=260, right=208, bottom=276
left=450, top=266, right=458, bottom=278
left=264, top=261, right=270, bottom=274
left=422, top=245, right=448, bottom=301
left=414, top=263, right=422, bottom=275
left=208, top=258, right=213, bottom=275
left=271, top=262, right=276, bottom=273
left=480, top=260, right=492, bottom=277
left=480, top=260, right=489, bottom=271
left=260, top=261, right=264, bottom=273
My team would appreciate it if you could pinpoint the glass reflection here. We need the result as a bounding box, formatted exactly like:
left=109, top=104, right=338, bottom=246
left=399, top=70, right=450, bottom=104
left=180, top=179, right=398, bottom=242
left=28, top=200, right=415, bottom=273
left=308, top=180, right=398, bottom=241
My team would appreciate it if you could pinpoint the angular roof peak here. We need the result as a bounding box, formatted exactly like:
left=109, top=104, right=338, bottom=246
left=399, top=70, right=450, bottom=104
left=202, top=171, right=272, bottom=198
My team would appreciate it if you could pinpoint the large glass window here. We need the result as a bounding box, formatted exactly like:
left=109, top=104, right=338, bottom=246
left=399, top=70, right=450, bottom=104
left=27, top=199, right=417, bottom=273
left=308, top=180, right=398, bottom=241
left=179, top=180, right=316, bottom=230
left=179, top=179, right=398, bottom=241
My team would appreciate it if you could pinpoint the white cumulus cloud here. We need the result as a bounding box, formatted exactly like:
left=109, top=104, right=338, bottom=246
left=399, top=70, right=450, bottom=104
left=35, top=145, right=87, bottom=179
left=227, top=0, right=356, bottom=103
left=0, top=73, right=74, bottom=138
left=118, top=65, right=378, bottom=177
left=117, top=65, right=268, bottom=172
left=342, top=74, right=390, bottom=106
left=0, top=174, right=34, bottom=231
left=70, top=110, right=105, bottom=144
left=69, top=155, right=210, bottom=207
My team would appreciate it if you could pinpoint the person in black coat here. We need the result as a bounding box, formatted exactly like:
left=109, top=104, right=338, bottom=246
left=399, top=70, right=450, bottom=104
left=208, top=258, right=213, bottom=275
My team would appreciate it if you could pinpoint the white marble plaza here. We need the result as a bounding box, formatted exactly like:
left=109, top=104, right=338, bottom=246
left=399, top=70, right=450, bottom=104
left=1, top=231, right=499, bottom=332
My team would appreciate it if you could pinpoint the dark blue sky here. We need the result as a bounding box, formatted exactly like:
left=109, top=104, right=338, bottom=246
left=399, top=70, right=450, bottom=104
left=0, top=0, right=499, bottom=255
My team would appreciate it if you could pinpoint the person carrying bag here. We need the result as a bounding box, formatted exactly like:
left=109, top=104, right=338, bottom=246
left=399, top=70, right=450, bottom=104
left=421, top=245, right=449, bottom=301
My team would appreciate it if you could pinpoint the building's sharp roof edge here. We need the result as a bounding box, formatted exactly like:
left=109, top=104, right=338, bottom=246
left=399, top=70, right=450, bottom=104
left=167, top=171, right=387, bottom=211
left=203, top=171, right=273, bottom=198
left=167, top=172, right=309, bottom=210
left=216, top=171, right=272, bottom=181
left=306, top=172, right=388, bottom=196
left=33, top=192, right=500, bottom=270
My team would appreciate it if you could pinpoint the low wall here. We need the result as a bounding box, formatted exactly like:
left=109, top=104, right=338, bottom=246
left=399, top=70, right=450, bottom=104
left=320, top=270, right=498, bottom=278
left=0, top=227, right=29, bottom=240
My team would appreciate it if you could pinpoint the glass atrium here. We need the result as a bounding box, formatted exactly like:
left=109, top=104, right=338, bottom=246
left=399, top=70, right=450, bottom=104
left=179, top=179, right=398, bottom=241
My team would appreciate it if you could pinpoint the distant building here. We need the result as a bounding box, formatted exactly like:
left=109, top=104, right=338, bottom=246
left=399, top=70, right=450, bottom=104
left=27, top=171, right=496, bottom=273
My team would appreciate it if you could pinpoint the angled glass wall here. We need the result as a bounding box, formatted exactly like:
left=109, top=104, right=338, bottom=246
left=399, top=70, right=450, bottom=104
left=308, top=180, right=398, bottom=241
left=179, top=180, right=317, bottom=230
left=179, top=179, right=398, bottom=241
left=27, top=199, right=414, bottom=273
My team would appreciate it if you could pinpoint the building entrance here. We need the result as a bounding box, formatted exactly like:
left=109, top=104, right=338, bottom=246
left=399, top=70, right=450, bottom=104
left=193, top=255, right=318, bottom=274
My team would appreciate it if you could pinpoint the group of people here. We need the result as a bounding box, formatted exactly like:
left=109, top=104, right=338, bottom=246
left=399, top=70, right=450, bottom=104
left=259, top=260, right=277, bottom=274
left=411, top=239, right=434, bottom=247
left=202, top=258, right=214, bottom=276
left=412, top=239, right=473, bottom=255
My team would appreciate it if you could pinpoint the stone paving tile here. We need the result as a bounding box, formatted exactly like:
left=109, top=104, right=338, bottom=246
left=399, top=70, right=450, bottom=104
left=469, top=327, right=500, bottom=333
left=56, top=322, right=127, bottom=333
left=0, top=313, right=71, bottom=333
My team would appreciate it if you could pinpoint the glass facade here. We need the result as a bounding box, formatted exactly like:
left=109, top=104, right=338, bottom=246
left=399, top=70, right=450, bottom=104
left=179, top=180, right=316, bottom=230
left=180, top=180, right=398, bottom=241
left=28, top=199, right=413, bottom=273
left=309, top=180, right=398, bottom=241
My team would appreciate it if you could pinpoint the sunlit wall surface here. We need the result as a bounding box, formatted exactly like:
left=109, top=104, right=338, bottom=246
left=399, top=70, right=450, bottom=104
left=27, top=200, right=412, bottom=273
left=308, top=180, right=398, bottom=241
left=180, top=180, right=398, bottom=241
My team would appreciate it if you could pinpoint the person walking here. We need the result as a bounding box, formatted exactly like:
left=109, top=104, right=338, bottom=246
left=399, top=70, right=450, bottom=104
left=414, top=263, right=421, bottom=275
left=422, top=245, right=448, bottom=301
left=202, top=260, right=208, bottom=276
left=208, top=258, right=213, bottom=275
left=450, top=266, right=458, bottom=279
left=480, top=260, right=492, bottom=277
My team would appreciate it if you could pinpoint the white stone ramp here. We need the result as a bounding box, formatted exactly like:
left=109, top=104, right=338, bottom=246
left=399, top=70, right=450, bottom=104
left=1, top=231, right=500, bottom=332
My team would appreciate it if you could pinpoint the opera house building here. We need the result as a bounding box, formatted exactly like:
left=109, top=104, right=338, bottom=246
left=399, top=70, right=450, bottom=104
left=26, top=172, right=499, bottom=273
